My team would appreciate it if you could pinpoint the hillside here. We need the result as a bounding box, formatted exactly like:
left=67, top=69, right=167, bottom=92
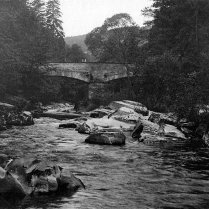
left=65, top=35, right=88, bottom=52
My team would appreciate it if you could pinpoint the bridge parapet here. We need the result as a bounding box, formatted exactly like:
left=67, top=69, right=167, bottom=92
left=43, top=62, right=134, bottom=83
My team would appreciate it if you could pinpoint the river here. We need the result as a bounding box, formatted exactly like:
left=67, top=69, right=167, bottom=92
left=1, top=117, right=209, bottom=209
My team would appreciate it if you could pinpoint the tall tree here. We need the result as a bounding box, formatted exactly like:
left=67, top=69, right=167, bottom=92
left=30, top=0, right=46, bottom=26
left=45, top=0, right=65, bottom=62
left=140, top=0, right=209, bottom=119
left=0, top=0, right=53, bottom=99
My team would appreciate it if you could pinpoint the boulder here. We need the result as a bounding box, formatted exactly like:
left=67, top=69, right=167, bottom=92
left=4, top=158, right=85, bottom=195
left=164, top=124, right=186, bottom=139
left=85, top=131, right=126, bottom=145
left=148, top=111, right=177, bottom=125
left=131, top=121, right=143, bottom=139
left=59, top=122, right=80, bottom=129
left=85, top=118, right=135, bottom=131
left=0, top=167, right=26, bottom=198
left=77, top=123, right=91, bottom=134
left=59, top=168, right=85, bottom=190
left=109, top=100, right=148, bottom=116
left=110, top=106, right=141, bottom=123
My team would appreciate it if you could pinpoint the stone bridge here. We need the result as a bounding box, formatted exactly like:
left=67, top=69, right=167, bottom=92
left=42, top=62, right=135, bottom=99
left=43, top=62, right=134, bottom=83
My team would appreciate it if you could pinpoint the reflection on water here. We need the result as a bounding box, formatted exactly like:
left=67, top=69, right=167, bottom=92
left=0, top=117, right=209, bottom=209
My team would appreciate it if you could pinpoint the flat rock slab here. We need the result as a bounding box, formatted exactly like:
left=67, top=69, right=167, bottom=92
left=34, top=112, right=84, bottom=120
left=142, top=134, right=188, bottom=147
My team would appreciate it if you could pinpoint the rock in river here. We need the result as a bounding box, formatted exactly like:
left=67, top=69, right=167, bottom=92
left=85, top=131, right=126, bottom=145
left=0, top=158, right=85, bottom=199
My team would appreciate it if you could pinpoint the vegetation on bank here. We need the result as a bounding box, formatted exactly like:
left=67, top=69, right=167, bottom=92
left=1, top=0, right=209, bottom=125
left=85, top=0, right=209, bottom=124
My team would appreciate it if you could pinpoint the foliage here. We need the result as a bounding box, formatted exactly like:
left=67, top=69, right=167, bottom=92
left=45, top=0, right=65, bottom=62
left=0, top=0, right=67, bottom=103
left=138, top=0, right=209, bottom=121
left=85, top=13, right=147, bottom=64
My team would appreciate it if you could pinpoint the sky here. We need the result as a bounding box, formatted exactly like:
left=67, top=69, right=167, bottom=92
left=59, top=0, right=153, bottom=37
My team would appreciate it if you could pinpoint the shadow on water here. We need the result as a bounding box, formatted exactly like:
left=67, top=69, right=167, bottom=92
left=0, top=189, right=80, bottom=209
left=1, top=118, right=209, bottom=208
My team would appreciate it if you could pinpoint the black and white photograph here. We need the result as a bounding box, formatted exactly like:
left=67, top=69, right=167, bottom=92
left=1, top=0, right=209, bottom=208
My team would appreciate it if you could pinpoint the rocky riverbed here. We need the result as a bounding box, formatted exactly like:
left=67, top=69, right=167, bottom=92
left=1, top=100, right=209, bottom=208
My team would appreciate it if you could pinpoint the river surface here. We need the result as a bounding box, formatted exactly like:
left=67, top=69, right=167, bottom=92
left=1, top=117, right=209, bottom=209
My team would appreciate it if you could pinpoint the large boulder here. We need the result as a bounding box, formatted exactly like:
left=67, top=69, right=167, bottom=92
left=0, top=167, right=26, bottom=198
left=109, top=100, right=149, bottom=116
left=132, top=119, right=187, bottom=145
left=3, top=158, right=85, bottom=195
left=85, top=131, right=126, bottom=145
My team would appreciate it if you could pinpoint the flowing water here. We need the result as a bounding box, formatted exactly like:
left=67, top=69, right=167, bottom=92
left=1, top=117, right=209, bottom=209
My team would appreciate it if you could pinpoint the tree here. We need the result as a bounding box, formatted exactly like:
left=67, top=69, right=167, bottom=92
left=140, top=0, right=209, bottom=120
left=85, top=13, right=149, bottom=99
left=85, top=13, right=147, bottom=64
left=45, top=0, right=65, bottom=62
left=30, top=0, right=46, bottom=25
left=65, top=44, right=86, bottom=62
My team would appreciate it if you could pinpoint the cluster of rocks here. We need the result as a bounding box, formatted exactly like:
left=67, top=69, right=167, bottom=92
left=0, top=102, right=34, bottom=131
left=58, top=100, right=209, bottom=147
left=0, top=157, right=85, bottom=203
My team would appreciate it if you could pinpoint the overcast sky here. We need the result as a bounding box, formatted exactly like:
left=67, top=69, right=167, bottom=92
left=59, top=0, right=153, bottom=37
